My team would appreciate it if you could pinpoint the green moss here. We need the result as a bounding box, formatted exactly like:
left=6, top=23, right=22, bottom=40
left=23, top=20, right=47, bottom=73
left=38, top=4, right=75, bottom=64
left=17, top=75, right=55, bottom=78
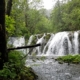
left=40, top=56, right=46, bottom=61
left=30, top=36, right=37, bottom=45
left=56, top=55, right=80, bottom=64
left=37, top=34, right=43, bottom=38
left=45, top=33, right=51, bottom=41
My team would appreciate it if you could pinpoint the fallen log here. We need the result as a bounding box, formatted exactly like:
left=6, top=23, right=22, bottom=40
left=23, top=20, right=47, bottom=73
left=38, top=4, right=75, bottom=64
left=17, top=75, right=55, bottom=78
left=7, top=44, right=41, bottom=51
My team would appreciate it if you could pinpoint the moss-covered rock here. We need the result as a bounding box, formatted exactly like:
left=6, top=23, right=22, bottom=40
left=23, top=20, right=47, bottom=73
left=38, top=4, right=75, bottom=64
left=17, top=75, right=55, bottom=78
left=44, top=33, right=51, bottom=42
left=30, top=36, right=37, bottom=45
left=20, top=67, right=38, bottom=80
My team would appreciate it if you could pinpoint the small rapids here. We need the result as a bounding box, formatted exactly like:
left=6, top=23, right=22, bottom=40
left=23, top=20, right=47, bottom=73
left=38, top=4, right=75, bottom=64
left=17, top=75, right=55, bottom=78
left=26, top=57, right=80, bottom=80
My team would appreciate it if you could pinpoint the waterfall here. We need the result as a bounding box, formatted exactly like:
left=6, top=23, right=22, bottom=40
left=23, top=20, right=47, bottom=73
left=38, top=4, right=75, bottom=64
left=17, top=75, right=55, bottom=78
left=8, top=37, right=26, bottom=54
left=42, top=33, right=54, bottom=55
left=8, top=31, right=80, bottom=56
left=27, top=35, right=34, bottom=54
left=27, top=35, right=34, bottom=45
left=27, top=31, right=80, bottom=56
left=46, top=32, right=66, bottom=56
left=73, top=32, right=79, bottom=54
left=36, top=34, right=46, bottom=55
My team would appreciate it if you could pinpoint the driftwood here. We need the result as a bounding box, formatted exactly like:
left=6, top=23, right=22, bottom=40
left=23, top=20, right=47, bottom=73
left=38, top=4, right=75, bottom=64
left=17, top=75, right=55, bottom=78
left=7, top=44, right=41, bottom=51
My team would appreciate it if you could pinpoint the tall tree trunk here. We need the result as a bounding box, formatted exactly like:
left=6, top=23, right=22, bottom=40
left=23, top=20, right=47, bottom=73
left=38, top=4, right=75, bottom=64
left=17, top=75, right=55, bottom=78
left=6, top=0, right=12, bottom=16
left=0, top=0, right=7, bottom=69
left=25, top=0, right=30, bottom=38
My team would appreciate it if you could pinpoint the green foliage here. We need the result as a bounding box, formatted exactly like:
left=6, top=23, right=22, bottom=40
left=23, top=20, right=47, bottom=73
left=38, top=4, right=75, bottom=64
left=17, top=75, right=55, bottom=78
left=0, top=51, right=37, bottom=80
left=25, top=8, right=52, bottom=35
left=6, top=0, right=53, bottom=39
left=50, top=0, right=80, bottom=32
left=6, top=0, right=80, bottom=38
left=56, top=55, right=80, bottom=64
left=0, top=63, right=17, bottom=79
left=10, top=0, right=28, bottom=37
left=5, top=15, right=15, bottom=37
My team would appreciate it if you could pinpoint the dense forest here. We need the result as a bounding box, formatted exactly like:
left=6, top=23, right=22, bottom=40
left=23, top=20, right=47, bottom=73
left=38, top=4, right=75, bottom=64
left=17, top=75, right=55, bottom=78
left=6, top=0, right=52, bottom=39
left=6, top=0, right=80, bottom=39
left=0, top=0, right=80, bottom=80
left=51, top=0, right=80, bottom=32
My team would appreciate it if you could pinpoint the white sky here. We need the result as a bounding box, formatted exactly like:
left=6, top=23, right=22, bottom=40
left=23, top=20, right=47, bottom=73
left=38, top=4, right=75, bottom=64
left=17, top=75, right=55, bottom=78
left=43, top=0, right=57, bottom=9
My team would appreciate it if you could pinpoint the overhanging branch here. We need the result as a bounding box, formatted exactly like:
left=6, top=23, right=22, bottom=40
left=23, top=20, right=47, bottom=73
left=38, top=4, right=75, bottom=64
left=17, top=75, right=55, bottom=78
left=7, top=44, right=41, bottom=51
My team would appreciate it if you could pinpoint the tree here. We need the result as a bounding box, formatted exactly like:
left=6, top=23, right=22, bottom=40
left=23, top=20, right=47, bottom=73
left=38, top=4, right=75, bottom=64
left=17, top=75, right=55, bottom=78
left=6, top=0, right=13, bottom=16
left=50, top=0, right=80, bottom=32
left=61, top=0, right=80, bottom=31
left=11, top=0, right=27, bottom=37
left=50, top=0, right=63, bottom=32
left=5, top=15, right=15, bottom=37
left=24, top=0, right=52, bottom=35
left=0, top=0, right=7, bottom=69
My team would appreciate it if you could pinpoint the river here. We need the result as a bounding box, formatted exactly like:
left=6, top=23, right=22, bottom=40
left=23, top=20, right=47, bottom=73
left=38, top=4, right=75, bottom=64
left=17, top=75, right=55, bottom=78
left=26, top=56, right=80, bottom=80
left=8, top=31, right=80, bottom=80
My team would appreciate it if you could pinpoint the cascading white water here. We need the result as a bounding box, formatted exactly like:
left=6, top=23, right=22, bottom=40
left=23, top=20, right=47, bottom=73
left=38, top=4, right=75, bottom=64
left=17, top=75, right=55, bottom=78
left=27, top=31, right=80, bottom=56
left=27, top=35, right=34, bottom=54
left=42, top=33, right=54, bottom=55
left=8, top=37, right=26, bottom=54
left=46, top=32, right=69, bottom=56
left=73, top=32, right=79, bottom=54
left=8, top=31, right=79, bottom=56
left=27, top=35, right=34, bottom=45
left=36, top=34, right=46, bottom=55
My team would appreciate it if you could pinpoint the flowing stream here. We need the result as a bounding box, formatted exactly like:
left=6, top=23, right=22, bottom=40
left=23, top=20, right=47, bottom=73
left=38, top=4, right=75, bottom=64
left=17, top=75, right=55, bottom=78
left=26, top=31, right=80, bottom=80
left=8, top=31, right=80, bottom=80
left=26, top=57, right=80, bottom=80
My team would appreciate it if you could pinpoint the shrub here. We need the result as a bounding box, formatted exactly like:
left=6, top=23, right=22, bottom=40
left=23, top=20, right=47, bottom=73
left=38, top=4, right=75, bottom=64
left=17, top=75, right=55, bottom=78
left=0, top=51, right=38, bottom=80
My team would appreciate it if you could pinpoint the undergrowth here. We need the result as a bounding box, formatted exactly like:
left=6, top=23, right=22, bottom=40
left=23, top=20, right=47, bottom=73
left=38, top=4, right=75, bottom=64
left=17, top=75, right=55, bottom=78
left=0, top=51, right=38, bottom=80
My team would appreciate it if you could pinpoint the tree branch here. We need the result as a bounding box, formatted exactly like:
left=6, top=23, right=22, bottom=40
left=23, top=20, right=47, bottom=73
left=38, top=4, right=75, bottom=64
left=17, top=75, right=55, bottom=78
left=7, top=44, right=41, bottom=51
